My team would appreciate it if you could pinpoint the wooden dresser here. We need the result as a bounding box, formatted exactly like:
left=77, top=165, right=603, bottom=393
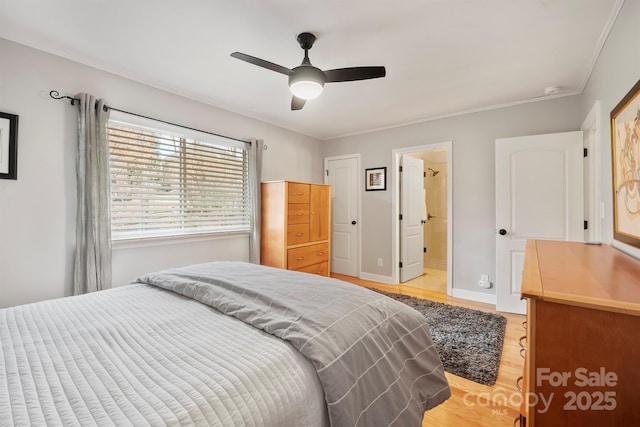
left=260, top=181, right=331, bottom=276
left=518, top=240, right=640, bottom=426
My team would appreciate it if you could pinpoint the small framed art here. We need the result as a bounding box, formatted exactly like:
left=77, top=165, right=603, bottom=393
left=365, top=167, right=386, bottom=191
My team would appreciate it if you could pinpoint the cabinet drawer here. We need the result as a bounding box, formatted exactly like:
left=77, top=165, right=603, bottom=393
left=295, top=261, right=329, bottom=277
left=287, top=203, right=310, bottom=224
left=288, top=243, right=329, bottom=270
left=288, top=183, right=310, bottom=203
left=287, top=223, right=310, bottom=245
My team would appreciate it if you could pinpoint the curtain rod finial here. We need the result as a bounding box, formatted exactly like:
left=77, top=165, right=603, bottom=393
left=50, top=90, right=80, bottom=106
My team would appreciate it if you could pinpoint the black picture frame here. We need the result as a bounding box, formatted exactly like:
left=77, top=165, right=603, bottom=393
left=365, top=167, right=386, bottom=191
left=0, top=112, right=18, bottom=180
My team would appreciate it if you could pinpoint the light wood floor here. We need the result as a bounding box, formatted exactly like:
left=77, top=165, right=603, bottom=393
left=404, top=268, right=448, bottom=293
left=332, top=274, right=525, bottom=427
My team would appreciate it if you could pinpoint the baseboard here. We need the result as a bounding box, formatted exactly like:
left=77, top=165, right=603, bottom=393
left=359, top=272, right=394, bottom=285
left=451, top=288, right=497, bottom=305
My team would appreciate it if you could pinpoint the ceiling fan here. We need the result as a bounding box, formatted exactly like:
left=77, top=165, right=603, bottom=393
left=231, top=32, right=386, bottom=111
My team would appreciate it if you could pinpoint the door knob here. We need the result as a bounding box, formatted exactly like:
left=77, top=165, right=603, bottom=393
left=351, top=220, right=357, bottom=225
left=498, top=229, right=507, bottom=235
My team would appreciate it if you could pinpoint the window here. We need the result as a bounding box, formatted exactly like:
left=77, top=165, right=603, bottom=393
left=108, top=115, right=249, bottom=240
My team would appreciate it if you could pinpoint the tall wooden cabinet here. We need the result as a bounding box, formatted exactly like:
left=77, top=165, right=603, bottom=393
left=261, top=181, right=331, bottom=276
left=518, top=240, right=640, bottom=426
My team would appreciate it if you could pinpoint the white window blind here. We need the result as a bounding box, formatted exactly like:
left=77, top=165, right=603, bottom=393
left=108, top=118, right=249, bottom=240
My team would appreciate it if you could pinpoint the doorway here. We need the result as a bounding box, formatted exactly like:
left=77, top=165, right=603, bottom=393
left=324, top=154, right=360, bottom=277
left=495, top=131, right=584, bottom=314
left=392, top=142, right=452, bottom=295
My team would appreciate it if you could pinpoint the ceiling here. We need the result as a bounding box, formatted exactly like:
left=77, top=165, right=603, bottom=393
left=0, top=0, right=622, bottom=140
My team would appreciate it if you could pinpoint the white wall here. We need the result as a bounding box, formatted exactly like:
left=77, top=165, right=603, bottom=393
left=323, top=96, right=584, bottom=296
left=0, top=38, right=323, bottom=308
left=578, top=0, right=640, bottom=260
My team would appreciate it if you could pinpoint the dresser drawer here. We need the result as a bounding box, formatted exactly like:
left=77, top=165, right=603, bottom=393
left=287, top=223, right=310, bottom=245
left=288, top=243, right=329, bottom=270
left=288, top=183, right=310, bottom=203
left=294, top=261, right=329, bottom=276
left=287, top=203, right=310, bottom=224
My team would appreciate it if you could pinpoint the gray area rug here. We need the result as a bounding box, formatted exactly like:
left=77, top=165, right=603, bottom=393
left=375, top=290, right=507, bottom=386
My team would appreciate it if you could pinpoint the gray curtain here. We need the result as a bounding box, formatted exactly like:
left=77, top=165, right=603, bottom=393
left=73, top=93, right=112, bottom=295
left=248, top=139, right=264, bottom=264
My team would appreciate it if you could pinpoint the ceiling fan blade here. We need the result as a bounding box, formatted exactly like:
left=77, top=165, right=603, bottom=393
left=230, top=52, right=291, bottom=75
left=324, top=66, right=386, bottom=83
left=291, top=96, right=306, bottom=111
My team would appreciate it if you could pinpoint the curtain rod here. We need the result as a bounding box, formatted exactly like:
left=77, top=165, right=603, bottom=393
left=49, top=90, right=251, bottom=145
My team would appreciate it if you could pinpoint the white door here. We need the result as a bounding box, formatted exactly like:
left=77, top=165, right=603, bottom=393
left=400, top=155, right=425, bottom=282
left=325, top=156, right=359, bottom=276
left=496, top=131, right=584, bottom=314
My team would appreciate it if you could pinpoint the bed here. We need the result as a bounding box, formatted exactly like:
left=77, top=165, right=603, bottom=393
left=0, top=262, right=450, bottom=427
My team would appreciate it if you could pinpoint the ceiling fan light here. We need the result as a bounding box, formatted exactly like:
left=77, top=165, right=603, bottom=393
left=289, top=65, right=326, bottom=100
left=290, top=80, right=324, bottom=99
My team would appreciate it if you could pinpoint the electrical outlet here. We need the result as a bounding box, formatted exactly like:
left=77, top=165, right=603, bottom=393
left=479, top=274, right=491, bottom=289
left=377, top=258, right=383, bottom=267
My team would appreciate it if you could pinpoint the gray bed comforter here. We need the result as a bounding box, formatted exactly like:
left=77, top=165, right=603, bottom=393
left=136, top=262, right=450, bottom=427
left=1, top=274, right=328, bottom=427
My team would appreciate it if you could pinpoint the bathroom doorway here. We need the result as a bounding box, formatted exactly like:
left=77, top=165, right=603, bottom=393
left=392, top=142, right=452, bottom=295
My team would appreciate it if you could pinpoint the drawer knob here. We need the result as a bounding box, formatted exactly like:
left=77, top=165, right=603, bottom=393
left=296, top=212, right=303, bottom=216
left=316, top=252, right=324, bottom=256
left=296, top=256, right=304, bottom=261
left=295, top=233, right=304, bottom=237
left=295, top=192, right=304, bottom=196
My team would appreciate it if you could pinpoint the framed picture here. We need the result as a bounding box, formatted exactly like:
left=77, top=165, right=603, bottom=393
left=0, top=112, right=18, bottom=180
left=610, top=79, right=640, bottom=248
left=365, top=167, right=386, bottom=191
